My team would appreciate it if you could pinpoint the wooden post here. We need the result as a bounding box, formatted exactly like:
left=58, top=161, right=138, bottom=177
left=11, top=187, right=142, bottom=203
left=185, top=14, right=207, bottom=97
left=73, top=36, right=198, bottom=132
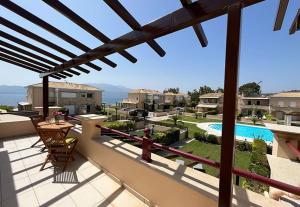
left=142, top=128, right=152, bottom=162
left=218, top=3, right=242, bottom=207
left=42, top=76, right=49, bottom=119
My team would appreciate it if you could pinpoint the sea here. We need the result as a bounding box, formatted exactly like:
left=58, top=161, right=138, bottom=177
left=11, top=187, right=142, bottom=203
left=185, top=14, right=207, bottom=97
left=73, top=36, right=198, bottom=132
left=0, top=93, right=124, bottom=107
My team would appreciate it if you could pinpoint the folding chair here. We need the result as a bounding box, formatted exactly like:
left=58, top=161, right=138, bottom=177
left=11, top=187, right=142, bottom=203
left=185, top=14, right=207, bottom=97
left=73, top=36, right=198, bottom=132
left=37, top=127, right=78, bottom=171
left=30, top=115, right=45, bottom=148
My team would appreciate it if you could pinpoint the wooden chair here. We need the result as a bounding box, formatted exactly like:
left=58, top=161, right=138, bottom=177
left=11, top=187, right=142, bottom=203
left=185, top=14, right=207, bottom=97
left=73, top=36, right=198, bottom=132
left=30, top=115, right=45, bottom=148
left=37, top=127, right=78, bottom=171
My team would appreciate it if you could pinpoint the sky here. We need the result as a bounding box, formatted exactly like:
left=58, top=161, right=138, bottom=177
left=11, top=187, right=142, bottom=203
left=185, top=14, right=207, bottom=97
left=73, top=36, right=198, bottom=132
left=0, top=0, right=299, bottom=93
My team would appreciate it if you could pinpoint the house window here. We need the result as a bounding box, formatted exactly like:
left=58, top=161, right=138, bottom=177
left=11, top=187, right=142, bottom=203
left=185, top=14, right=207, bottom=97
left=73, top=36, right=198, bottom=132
left=81, top=93, right=87, bottom=98
left=256, top=101, right=260, bottom=105
left=61, top=92, right=77, bottom=98
left=247, top=100, right=251, bottom=105
left=290, top=102, right=296, bottom=107
left=87, top=93, right=93, bottom=98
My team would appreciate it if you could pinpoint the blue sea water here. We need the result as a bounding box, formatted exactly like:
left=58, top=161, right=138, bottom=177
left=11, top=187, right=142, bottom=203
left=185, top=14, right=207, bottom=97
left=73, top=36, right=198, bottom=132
left=209, top=123, right=274, bottom=142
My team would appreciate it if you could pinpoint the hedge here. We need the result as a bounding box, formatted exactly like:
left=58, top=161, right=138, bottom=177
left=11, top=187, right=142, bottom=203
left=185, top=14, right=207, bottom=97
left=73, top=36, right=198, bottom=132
left=194, top=132, right=221, bottom=145
left=102, top=121, right=135, bottom=131
left=242, top=139, right=270, bottom=194
left=154, top=128, right=180, bottom=145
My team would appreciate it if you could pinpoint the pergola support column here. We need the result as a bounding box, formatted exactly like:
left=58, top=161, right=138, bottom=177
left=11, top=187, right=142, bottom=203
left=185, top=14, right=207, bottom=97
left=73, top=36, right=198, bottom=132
left=42, top=76, right=49, bottom=119
left=218, top=3, right=242, bottom=207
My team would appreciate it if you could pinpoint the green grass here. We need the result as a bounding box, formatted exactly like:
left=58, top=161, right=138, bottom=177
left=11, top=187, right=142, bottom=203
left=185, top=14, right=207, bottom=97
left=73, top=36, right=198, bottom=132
left=177, top=115, right=220, bottom=123
left=160, top=119, right=205, bottom=137
left=175, top=140, right=251, bottom=185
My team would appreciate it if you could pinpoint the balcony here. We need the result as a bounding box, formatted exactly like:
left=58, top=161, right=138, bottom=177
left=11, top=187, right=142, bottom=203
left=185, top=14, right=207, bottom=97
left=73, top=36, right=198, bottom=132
left=1, top=114, right=297, bottom=207
left=241, top=104, right=270, bottom=111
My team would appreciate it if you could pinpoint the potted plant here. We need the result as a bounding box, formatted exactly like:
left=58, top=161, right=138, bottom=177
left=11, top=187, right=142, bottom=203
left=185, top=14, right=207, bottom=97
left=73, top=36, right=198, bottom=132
left=53, top=111, right=63, bottom=124
left=59, top=107, right=69, bottom=120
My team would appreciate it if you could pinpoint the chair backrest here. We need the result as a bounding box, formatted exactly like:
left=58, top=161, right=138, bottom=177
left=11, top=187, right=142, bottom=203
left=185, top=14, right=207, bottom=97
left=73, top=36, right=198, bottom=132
left=30, top=115, right=44, bottom=129
left=37, top=127, right=67, bottom=150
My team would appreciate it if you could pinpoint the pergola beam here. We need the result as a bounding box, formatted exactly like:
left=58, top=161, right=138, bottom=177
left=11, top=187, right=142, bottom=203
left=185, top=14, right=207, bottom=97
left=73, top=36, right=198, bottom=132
left=103, top=0, right=166, bottom=57
left=0, top=0, right=114, bottom=69
left=0, top=52, right=67, bottom=79
left=0, top=40, right=80, bottom=76
left=274, top=0, right=289, bottom=31
left=0, top=46, right=72, bottom=77
left=180, top=0, right=208, bottom=47
left=0, top=55, right=61, bottom=80
left=0, top=17, right=99, bottom=72
left=42, top=0, right=137, bottom=63
left=41, top=0, right=264, bottom=77
left=0, top=31, right=88, bottom=75
left=42, top=76, right=49, bottom=118
left=289, top=9, right=300, bottom=35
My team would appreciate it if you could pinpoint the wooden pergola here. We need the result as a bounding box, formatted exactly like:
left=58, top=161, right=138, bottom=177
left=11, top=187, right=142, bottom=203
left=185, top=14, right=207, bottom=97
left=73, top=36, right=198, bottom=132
left=0, top=0, right=298, bottom=206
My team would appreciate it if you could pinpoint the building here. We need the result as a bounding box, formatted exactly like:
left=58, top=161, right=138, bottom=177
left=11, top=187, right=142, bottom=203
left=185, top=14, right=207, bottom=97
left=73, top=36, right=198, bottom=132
left=164, top=92, right=188, bottom=107
left=270, top=92, right=300, bottom=121
left=196, top=93, right=224, bottom=114
left=27, top=82, right=102, bottom=115
left=121, top=89, right=164, bottom=111
left=239, top=96, right=270, bottom=116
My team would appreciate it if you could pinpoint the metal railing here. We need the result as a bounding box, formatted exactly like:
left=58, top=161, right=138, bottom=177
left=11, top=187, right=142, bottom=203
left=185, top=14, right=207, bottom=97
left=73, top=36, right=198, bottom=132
left=286, top=140, right=300, bottom=160
left=96, top=125, right=300, bottom=196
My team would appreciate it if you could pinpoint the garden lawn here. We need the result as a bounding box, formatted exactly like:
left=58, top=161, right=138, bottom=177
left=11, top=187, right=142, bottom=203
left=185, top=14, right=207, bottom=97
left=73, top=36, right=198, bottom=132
left=177, top=115, right=221, bottom=123
left=175, top=140, right=251, bottom=186
left=160, top=119, right=205, bottom=137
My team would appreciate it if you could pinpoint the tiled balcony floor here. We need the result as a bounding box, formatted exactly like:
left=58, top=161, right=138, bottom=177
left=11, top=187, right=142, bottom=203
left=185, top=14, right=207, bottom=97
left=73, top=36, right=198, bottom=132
left=0, top=135, right=148, bottom=207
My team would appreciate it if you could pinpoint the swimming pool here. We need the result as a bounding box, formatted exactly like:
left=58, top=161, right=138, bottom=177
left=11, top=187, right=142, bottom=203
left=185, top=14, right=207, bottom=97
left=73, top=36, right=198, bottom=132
left=208, top=123, right=274, bottom=142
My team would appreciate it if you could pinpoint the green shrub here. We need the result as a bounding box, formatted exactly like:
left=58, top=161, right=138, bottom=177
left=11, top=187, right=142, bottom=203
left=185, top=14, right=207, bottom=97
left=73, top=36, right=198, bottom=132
left=155, top=128, right=180, bottom=145
left=102, top=121, right=135, bottom=131
left=265, top=113, right=276, bottom=121
left=243, top=139, right=270, bottom=194
left=236, top=140, right=252, bottom=152
left=0, top=105, right=14, bottom=112
left=207, top=134, right=220, bottom=144
left=194, top=131, right=207, bottom=142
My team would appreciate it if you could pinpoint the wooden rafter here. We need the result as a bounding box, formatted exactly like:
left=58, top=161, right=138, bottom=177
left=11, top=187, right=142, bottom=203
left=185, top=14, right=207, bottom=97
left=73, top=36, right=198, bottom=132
left=180, top=0, right=208, bottom=47
left=274, top=0, right=289, bottom=31
left=289, top=9, right=300, bottom=35
left=41, top=0, right=264, bottom=77
left=42, top=0, right=137, bottom=63
left=0, top=31, right=88, bottom=74
left=104, top=0, right=166, bottom=57
left=0, top=0, right=114, bottom=69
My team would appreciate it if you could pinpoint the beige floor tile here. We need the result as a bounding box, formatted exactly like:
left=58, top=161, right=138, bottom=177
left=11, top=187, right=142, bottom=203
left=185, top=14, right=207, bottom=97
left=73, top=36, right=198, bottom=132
left=2, top=189, right=39, bottom=207
left=1, top=176, right=32, bottom=200
left=92, top=200, right=114, bottom=207
left=48, top=195, right=76, bottom=207
left=78, top=164, right=102, bottom=179
left=28, top=168, right=55, bottom=188
left=90, top=174, right=122, bottom=198
left=69, top=183, right=105, bottom=207
left=33, top=181, right=66, bottom=206
left=109, top=189, right=146, bottom=207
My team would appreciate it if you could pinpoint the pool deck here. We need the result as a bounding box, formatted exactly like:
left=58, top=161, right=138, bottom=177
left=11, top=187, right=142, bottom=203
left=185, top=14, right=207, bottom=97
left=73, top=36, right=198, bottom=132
left=196, top=122, right=273, bottom=145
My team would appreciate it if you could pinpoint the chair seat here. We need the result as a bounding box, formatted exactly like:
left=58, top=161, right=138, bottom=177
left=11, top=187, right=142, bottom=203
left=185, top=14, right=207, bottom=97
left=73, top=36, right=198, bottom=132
left=49, top=137, right=77, bottom=147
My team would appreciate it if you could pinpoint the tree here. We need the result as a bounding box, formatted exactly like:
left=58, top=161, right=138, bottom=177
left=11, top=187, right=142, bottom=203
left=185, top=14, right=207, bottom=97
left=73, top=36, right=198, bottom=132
left=199, top=85, right=214, bottom=95
left=163, top=87, right=179, bottom=94
left=187, top=89, right=200, bottom=107
left=171, top=115, right=179, bottom=126
left=215, top=87, right=224, bottom=93
left=239, top=82, right=261, bottom=97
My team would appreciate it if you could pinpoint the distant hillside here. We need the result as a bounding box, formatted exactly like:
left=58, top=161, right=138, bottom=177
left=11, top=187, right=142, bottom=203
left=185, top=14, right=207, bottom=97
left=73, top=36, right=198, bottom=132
left=0, top=85, right=26, bottom=94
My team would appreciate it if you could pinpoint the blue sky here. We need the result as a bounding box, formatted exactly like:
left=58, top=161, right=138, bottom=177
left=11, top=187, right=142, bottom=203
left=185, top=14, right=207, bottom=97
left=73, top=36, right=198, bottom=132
left=0, top=0, right=299, bottom=93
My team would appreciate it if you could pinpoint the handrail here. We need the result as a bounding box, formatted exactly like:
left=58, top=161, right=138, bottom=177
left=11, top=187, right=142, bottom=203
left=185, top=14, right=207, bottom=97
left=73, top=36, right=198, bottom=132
left=286, top=140, right=300, bottom=160
left=96, top=125, right=300, bottom=196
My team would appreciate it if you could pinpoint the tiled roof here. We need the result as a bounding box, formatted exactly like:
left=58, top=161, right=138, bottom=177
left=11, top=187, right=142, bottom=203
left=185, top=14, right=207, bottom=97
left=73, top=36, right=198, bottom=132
left=271, top=92, right=300, bottom=98
left=199, top=93, right=223, bottom=98
left=130, top=89, right=162, bottom=94
left=28, top=82, right=100, bottom=91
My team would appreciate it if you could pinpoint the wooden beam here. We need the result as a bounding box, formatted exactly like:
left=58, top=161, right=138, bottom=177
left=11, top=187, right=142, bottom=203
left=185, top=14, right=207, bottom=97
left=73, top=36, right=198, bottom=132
left=0, top=40, right=80, bottom=76
left=41, top=0, right=263, bottom=77
left=0, top=51, right=67, bottom=79
left=42, top=76, right=49, bottom=118
left=274, top=0, right=289, bottom=31
left=0, top=31, right=88, bottom=74
left=218, top=3, right=242, bottom=207
left=42, top=0, right=137, bottom=63
left=104, top=0, right=166, bottom=57
left=0, top=55, right=61, bottom=79
left=180, top=0, right=208, bottom=47
left=289, top=9, right=300, bottom=35
left=0, top=46, right=73, bottom=77
left=0, top=0, right=114, bottom=69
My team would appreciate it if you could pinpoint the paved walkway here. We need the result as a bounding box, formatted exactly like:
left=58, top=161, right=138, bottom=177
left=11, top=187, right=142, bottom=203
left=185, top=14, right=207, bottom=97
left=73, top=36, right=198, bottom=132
left=0, top=135, right=149, bottom=207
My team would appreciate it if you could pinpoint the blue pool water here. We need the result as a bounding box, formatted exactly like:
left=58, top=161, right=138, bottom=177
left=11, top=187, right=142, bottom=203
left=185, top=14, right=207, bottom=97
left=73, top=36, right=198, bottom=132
left=209, top=123, right=274, bottom=142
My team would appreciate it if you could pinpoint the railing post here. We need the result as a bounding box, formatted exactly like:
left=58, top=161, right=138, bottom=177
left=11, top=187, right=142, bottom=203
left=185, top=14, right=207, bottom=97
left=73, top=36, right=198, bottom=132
left=142, top=128, right=152, bottom=162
